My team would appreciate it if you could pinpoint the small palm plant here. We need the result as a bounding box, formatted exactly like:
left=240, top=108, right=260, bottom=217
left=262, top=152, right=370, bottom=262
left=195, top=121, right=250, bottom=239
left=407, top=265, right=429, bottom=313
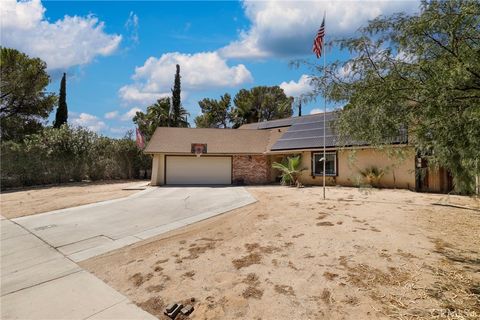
left=272, top=155, right=304, bottom=186
left=360, top=166, right=385, bottom=187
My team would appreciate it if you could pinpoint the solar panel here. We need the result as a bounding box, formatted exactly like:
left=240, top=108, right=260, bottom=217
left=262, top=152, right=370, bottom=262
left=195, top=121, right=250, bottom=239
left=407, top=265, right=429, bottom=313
left=247, top=111, right=408, bottom=151
left=270, top=112, right=341, bottom=150
left=272, top=136, right=340, bottom=150
left=257, top=117, right=295, bottom=129
left=280, top=127, right=336, bottom=140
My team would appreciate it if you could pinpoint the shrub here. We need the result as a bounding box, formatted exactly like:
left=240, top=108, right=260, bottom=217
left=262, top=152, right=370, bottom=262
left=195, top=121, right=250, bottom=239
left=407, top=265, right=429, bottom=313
left=359, top=166, right=385, bottom=188
left=272, top=155, right=304, bottom=187
left=0, top=125, right=150, bottom=189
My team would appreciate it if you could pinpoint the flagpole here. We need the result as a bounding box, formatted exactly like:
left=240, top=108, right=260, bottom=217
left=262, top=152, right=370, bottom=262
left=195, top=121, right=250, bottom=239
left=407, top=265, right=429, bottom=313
left=322, top=12, right=327, bottom=200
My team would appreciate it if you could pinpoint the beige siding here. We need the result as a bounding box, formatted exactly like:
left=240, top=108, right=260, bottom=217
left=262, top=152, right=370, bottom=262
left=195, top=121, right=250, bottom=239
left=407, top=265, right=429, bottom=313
left=150, top=154, right=165, bottom=186
left=298, top=147, right=415, bottom=189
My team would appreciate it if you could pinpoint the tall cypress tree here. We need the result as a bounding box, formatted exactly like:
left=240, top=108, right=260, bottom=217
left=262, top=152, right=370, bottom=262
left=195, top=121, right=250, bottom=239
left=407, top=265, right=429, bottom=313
left=53, top=73, right=68, bottom=128
left=171, top=64, right=181, bottom=127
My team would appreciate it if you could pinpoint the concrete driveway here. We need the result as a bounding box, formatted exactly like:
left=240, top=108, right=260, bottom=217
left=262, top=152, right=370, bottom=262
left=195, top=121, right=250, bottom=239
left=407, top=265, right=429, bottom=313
left=12, top=186, right=256, bottom=262
left=2, top=186, right=255, bottom=319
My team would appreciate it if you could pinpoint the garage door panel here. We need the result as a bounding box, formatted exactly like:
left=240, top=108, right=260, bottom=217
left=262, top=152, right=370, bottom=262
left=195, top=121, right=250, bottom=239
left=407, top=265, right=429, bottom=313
left=166, top=156, right=231, bottom=185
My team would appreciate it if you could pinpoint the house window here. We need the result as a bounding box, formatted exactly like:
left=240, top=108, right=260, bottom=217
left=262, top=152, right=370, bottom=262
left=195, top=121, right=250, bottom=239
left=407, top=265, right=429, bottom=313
left=313, top=152, right=337, bottom=176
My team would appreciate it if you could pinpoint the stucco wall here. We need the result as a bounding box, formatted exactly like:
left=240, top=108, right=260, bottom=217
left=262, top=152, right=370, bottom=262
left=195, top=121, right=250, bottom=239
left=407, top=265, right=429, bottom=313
left=298, top=147, right=415, bottom=189
left=232, top=155, right=270, bottom=184
left=150, top=154, right=165, bottom=186
left=151, top=147, right=415, bottom=189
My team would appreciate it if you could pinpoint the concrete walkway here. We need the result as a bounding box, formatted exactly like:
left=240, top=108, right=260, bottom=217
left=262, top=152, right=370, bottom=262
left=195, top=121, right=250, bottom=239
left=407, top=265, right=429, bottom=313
left=1, top=186, right=256, bottom=319
left=1, top=216, right=156, bottom=320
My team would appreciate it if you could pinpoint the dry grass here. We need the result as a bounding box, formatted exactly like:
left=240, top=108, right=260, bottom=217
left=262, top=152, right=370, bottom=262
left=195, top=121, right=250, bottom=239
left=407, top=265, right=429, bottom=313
left=135, top=297, right=165, bottom=318
left=145, top=284, right=164, bottom=293
left=129, top=272, right=153, bottom=287
left=274, top=284, right=295, bottom=296
left=323, top=271, right=339, bottom=281
left=182, top=271, right=195, bottom=279
left=320, top=288, right=333, bottom=304
left=339, top=256, right=411, bottom=288
left=242, top=286, right=264, bottom=299
left=242, top=275, right=264, bottom=300
left=232, top=253, right=262, bottom=269
left=184, top=241, right=216, bottom=260
left=317, top=221, right=335, bottom=226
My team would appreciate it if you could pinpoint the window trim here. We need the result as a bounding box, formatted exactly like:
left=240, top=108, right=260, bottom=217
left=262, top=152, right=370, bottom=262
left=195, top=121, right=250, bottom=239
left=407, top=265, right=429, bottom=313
left=311, top=151, right=338, bottom=177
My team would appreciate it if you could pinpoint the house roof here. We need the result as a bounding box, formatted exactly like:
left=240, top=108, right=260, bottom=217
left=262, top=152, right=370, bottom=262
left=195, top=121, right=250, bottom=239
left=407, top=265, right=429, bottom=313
left=145, top=112, right=408, bottom=155
left=270, top=112, right=341, bottom=150
left=144, top=127, right=272, bottom=154
left=250, top=112, right=408, bottom=151
left=239, top=117, right=296, bottom=130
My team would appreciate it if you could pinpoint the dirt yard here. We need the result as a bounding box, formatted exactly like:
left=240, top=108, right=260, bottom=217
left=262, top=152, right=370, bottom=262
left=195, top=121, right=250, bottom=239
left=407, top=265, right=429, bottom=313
left=1, top=180, right=147, bottom=218
left=81, top=186, right=480, bottom=320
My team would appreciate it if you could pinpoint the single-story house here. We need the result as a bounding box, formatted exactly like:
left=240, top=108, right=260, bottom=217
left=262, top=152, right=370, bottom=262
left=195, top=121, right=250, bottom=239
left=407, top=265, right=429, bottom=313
left=144, top=112, right=452, bottom=193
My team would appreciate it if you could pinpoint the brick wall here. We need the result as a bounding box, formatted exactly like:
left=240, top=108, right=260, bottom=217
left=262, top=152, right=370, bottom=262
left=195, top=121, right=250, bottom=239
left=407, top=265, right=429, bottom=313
left=232, top=155, right=270, bottom=185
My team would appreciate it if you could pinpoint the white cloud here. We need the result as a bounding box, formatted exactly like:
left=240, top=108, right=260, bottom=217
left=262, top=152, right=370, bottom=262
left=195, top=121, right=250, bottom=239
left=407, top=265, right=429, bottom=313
left=104, top=111, right=119, bottom=119
left=0, top=0, right=122, bottom=70
left=220, top=0, right=419, bottom=59
left=125, top=11, right=139, bottom=44
left=337, top=62, right=354, bottom=80
left=110, top=126, right=131, bottom=134
left=120, top=51, right=253, bottom=105
left=118, top=86, right=170, bottom=106
left=310, top=108, right=322, bottom=115
left=120, top=107, right=142, bottom=121
left=280, top=74, right=314, bottom=97
left=109, top=126, right=133, bottom=138
left=70, top=112, right=107, bottom=132
left=395, top=49, right=417, bottom=64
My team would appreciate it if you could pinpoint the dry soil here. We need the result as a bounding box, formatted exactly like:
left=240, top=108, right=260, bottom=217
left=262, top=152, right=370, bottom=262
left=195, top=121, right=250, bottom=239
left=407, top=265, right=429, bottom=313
left=1, top=180, right=146, bottom=218
left=81, top=186, right=480, bottom=320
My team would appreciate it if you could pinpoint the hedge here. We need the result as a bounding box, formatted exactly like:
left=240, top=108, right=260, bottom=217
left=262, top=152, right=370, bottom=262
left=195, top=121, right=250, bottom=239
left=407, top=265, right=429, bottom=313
left=1, top=126, right=150, bottom=189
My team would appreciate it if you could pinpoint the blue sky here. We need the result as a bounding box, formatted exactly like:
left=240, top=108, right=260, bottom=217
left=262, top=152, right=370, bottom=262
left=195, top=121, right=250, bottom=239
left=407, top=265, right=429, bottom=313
left=1, top=0, right=419, bottom=137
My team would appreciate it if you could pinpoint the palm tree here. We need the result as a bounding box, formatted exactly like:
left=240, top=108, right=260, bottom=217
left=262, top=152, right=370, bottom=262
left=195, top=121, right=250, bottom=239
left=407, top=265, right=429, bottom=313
left=272, top=155, right=304, bottom=186
left=149, top=98, right=171, bottom=127
left=359, top=166, right=385, bottom=187
left=176, top=105, right=190, bottom=128
left=133, top=98, right=169, bottom=142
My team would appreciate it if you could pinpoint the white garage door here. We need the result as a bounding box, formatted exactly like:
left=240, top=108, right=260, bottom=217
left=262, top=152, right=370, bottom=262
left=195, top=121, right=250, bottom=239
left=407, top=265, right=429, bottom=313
left=166, top=156, right=232, bottom=185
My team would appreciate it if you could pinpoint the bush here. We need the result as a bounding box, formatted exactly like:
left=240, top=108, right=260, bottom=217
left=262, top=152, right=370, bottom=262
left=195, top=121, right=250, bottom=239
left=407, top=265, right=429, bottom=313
left=1, top=125, right=150, bottom=189
left=272, top=155, right=304, bottom=187
left=359, top=166, right=385, bottom=188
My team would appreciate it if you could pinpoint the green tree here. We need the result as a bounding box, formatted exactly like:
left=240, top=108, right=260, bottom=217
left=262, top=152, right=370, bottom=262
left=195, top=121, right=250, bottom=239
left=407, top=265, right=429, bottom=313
left=194, top=93, right=231, bottom=128
left=133, top=98, right=170, bottom=142
left=133, top=97, right=189, bottom=142
left=229, top=86, right=293, bottom=128
left=53, top=73, right=68, bottom=128
left=171, top=64, right=186, bottom=127
left=302, top=0, right=480, bottom=194
left=0, top=47, right=57, bottom=140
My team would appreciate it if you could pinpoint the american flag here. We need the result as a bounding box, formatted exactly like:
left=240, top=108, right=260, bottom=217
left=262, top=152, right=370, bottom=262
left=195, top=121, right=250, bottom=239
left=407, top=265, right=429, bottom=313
left=136, top=127, right=145, bottom=149
left=312, top=14, right=326, bottom=58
